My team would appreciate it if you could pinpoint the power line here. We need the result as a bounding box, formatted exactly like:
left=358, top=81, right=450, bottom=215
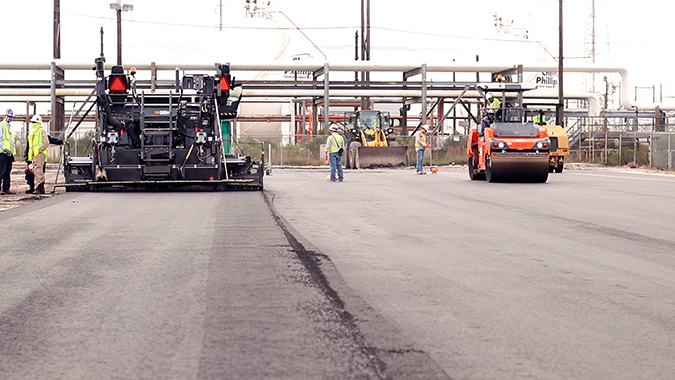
left=64, top=12, right=675, bottom=46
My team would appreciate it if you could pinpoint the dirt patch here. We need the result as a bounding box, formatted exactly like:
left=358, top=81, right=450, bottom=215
left=0, top=161, right=64, bottom=212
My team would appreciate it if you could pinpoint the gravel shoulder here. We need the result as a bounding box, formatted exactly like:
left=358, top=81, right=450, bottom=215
left=0, top=161, right=63, bottom=212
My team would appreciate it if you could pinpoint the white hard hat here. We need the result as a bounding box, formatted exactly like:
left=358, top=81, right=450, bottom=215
left=30, top=115, right=42, bottom=124
left=486, top=92, right=494, bottom=98
left=420, top=124, right=429, bottom=131
left=329, top=124, right=339, bottom=131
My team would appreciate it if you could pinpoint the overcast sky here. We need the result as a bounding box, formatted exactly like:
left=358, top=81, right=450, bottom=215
left=3, top=0, right=674, bottom=103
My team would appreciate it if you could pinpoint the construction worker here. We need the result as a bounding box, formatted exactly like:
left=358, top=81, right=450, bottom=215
left=25, top=133, right=63, bottom=193
left=533, top=110, right=547, bottom=125
left=360, top=117, right=374, bottom=142
left=363, top=123, right=377, bottom=143
left=325, top=124, right=344, bottom=182
left=27, top=114, right=49, bottom=194
left=478, top=93, right=502, bottom=136
left=488, top=92, right=502, bottom=115
left=0, top=109, right=16, bottom=194
left=414, top=124, right=432, bottom=175
left=487, top=92, right=502, bottom=122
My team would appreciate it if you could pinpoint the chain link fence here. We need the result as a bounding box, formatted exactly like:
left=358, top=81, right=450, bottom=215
left=26, top=127, right=673, bottom=171
left=259, top=130, right=675, bottom=171
left=252, top=133, right=469, bottom=168
left=568, top=131, right=675, bottom=169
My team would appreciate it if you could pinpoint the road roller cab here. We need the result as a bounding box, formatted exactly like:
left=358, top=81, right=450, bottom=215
left=468, top=109, right=551, bottom=183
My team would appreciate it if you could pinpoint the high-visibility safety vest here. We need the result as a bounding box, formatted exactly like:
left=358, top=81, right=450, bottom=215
left=9, top=130, right=17, bottom=155
left=533, top=114, right=547, bottom=125
left=28, top=122, right=48, bottom=162
left=0, top=120, right=13, bottom=154
left=327, top=132, right=344, bottom=154
left=489, top=97, right=502, bottom=110
left=414, top=130, right=427, bottom=148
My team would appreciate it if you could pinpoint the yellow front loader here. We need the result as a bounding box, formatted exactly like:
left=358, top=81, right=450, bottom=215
left=543, top=124, right=569, bottom=173
left=343, top=110, right=409, bottom=169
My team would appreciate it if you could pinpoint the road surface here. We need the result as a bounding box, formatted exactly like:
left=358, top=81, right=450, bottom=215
left=2, top=165, right=675, bottom=379
left=265, top=166, right=675, bottom=380
left=0, top=190, right=443, bottom=379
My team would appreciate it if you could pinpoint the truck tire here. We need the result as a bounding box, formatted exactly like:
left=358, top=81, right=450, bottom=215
left=345, top=144, right=352, bottom=169
left=349, top=141, right=362, bottom=170
left=555, top=162, right=564, bottom=173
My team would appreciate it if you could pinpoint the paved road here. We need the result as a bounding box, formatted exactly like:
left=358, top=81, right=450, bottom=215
left=0, top=191, right=444, bottom=379
left=2, top=166, right=675, bottom=379
left=265, top=166, right=675, bottom=380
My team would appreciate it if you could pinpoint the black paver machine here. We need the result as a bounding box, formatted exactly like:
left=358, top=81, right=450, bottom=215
left=62, top=56, right=264, bottom=191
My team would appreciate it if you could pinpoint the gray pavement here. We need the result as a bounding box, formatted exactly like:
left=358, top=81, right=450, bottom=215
left=3, top=165, right=675, bottom=379
left=0, top=191, right=445, bottom=379
left=264, top=166, right=675, bottom=380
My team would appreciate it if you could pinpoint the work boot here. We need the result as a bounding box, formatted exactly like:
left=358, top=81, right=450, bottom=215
left=35, top=183, right=45, bottom=194
left=1, top=190, right=16, bottom=195
left=26, top=187, right=35, bottom=194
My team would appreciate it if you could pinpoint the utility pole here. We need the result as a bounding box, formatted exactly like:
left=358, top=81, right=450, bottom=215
left=360, top=0, right=371, bottom=110
left=557, top=0, right=564, bottom=128
left=366, top=0, right=370, bottom=63
left=116, top=6, right=122, bottom=64
left=53, top=0, right=60, bottom=59
left=52, top=0, right=65, bottom=135
left=591, top=0, right=596, bottom=92
left=354, top=31, right=359, bottom=82
left=360, top=0, right=364, bottom=109
left=110, top=1, right=133, bottom=65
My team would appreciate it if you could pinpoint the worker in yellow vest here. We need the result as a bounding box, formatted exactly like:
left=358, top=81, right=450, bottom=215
left=532, top=110, right=548, bottom=125
left=27, top=115, right=50, bottom=194
left=0, top=109, right=16, bottom=194
left=414, top=124, right=432, bottom=174
left=325, top=124, right=344, bottom=182
left=488, top=93, right=502, bottom=112
left=479, top=93, right=503, bottom=136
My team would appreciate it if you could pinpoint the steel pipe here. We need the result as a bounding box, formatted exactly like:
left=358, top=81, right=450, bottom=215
left=0, top=61, right=668, bottom=111
left=0, top=87, right=600, bottom=115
